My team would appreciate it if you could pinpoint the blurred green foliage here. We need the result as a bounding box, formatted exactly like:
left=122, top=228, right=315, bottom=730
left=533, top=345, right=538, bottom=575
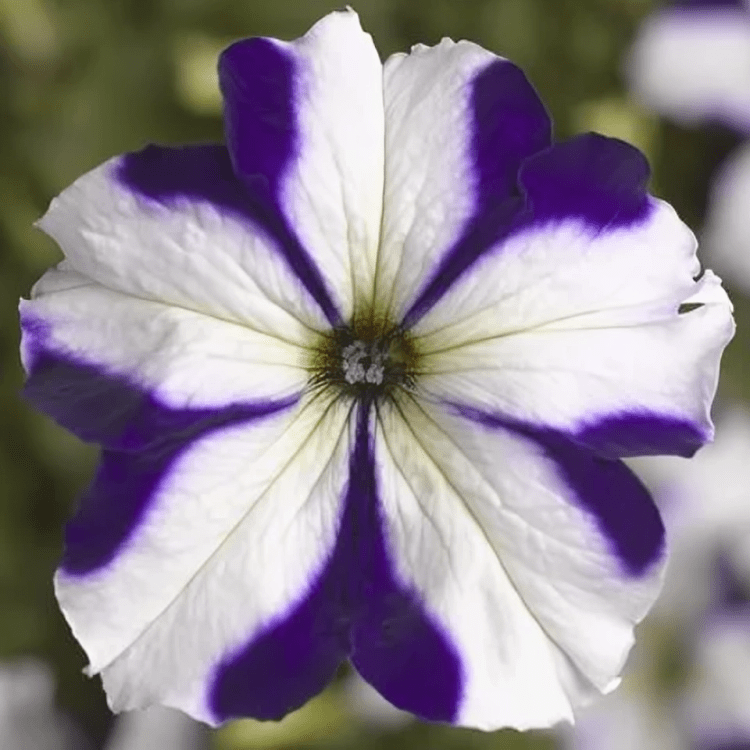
left=1, top=0, right=748, bottom=747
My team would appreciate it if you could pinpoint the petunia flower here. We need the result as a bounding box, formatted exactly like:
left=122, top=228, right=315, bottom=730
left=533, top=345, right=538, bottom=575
left=625, top=0, right=750, bottom=135
left=19, top=9, right=734, bottom=732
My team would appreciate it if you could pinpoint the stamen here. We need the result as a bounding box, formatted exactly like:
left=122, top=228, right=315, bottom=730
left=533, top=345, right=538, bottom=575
left=342, top=340, right=385, bottom=385
left=308, top=322, right=418, bottom=399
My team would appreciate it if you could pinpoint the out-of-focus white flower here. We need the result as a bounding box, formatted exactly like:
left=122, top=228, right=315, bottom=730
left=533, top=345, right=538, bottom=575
left=687, top=613, right=750, bottom=746
left=562, top=686, right=682, bottom=750
left=19, top=8, right=734, bottom=733
left=702, top=142, right=750, bottom=294
left=630, top=406, right=750, bottom=624
left=0, top=659, right=87, bottom=750
left=626, top=0, right=750, bottom=134
left=564, top=614, right=750, bottom=750
left=104, top=707, right=208, bottom=750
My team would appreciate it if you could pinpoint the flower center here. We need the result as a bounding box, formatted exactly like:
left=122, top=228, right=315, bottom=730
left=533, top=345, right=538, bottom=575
left=309, top=322, right=419, bottom=401
left=341, top=340, right=386, bottom=385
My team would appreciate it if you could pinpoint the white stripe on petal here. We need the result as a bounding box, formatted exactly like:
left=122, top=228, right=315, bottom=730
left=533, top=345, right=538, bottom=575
left=419, top=296, right=732, bottom=447
left=57, top=392, right=351, bottom=712
left=414, top=200, right=699, bottom=347
left=414, top=201, right=733, bottom=446
left=22, top=268, right=309, bottom=410
left=276, top=9, right=385, bottom=317
left=36, top=157, right=329, bottom=338
left=376, top=40, right=498, bottom=320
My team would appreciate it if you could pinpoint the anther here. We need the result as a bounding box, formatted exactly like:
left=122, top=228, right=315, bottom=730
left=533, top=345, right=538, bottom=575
left=342, top=340, right=385, bottom=385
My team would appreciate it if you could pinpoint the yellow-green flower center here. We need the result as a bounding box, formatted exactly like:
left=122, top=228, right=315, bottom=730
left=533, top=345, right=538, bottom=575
left=309, top=320, right=420, bottom=401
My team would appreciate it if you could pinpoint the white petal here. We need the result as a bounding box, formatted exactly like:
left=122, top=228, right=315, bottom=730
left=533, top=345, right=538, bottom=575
left=376, top=37, right=550, bottom=323
left=283, top=10, right=384, bottom=316
left=372, top=395, right=664, bottom=730
left=564, top=689, right=681, bottom=750
left=0, top=660, right=87, bottom=750
left=21, top=267, right=308, bottom=411
left=687, top=614, right=750, bottom=739
left=415, top=202, right=734, bottom=456
left=415, top=199, right=700, bottom=344
left=220, top=9, right=384, bottom=319
left=56, top=394, right=353, bottom=724
left=104, top=708, right=205, bottom=750
left=36, top=148, right=329, bottom=339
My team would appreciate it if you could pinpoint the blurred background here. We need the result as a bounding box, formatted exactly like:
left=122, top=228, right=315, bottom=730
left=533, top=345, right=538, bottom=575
left=3, top=0, right=750, bottom=748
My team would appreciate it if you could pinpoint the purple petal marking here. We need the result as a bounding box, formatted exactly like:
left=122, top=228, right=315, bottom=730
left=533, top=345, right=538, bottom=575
left=347, top=403, right=463, bottom=721
left=22, top=346, right=298, bottom=575
left=452, top=405, right=665, bottom=577
left=209, top=401, right=462, bottom=724
left=574, top=412, right=709, bottom=459
left=403, top=60, right=552, bottom=327
left=218, top=37, right=341, bottom=326
left=516, top=133, right=652, bottom=228
left=118, top=151, right=340, bottom=327
left=118, top=144, right=246, bottom=213
left=219, top=39, right=295, bottom=202
left=470, top=61, right=553, bottom=211
left=403, top=126, right=655, bottom=328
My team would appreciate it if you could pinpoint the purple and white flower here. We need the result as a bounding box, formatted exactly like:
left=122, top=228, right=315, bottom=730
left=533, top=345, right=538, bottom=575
left=626, top=0, right=750, bottom=134
left=19, top=9, right=734, bottom=732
